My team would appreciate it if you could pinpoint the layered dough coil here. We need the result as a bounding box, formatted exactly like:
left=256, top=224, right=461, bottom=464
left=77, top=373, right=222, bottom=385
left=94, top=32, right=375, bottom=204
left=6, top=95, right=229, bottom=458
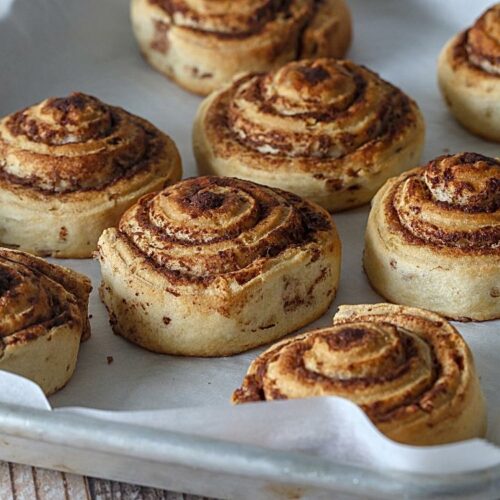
left=0, top=248, right=91, bottom=395
left=233, top=303, right=486, bottom=445
left=0, top=92, right=182, bottom=258
left=364, top=152, right=500, bottom=321
left=131, top=0, right=352, bottom=95
left=98, top=176, right=341, bottom=356
left=438, top=4, right=500, bottom=141
left=194, top=59, right=425, bottom=212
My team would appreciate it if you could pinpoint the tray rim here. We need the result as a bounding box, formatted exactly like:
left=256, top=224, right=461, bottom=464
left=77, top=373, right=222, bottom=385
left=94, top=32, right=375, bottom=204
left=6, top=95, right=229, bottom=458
left=0, top=401, right=499, bottom=498
left=1, top=0, right=499, bottom=497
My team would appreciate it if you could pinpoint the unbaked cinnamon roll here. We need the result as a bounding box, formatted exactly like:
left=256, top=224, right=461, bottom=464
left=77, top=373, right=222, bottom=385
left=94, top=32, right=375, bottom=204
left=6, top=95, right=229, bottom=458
left=364, top=152, right=500, bottom=321
left=193, top=58, right=425, bottom=212
left=0, top=92, right=182, bottom=258
left=0, top=248, right=91, bottom=395
left=97, top=176, right=341, bottom=356
left=233, top=303, right=487, bottom=445
left=130, top=0, right=352, bottom=95
left=438, top=4, right=500, bottom=142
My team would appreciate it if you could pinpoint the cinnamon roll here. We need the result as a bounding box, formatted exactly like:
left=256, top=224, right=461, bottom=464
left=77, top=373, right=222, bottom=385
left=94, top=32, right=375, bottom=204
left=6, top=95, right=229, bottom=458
left=364, top=152, right=500, bottom=321
left=0, top=92, right=182, bottom=258
left=193, top=59, right=425, bottom=212
left=438, top=4, right=500, bottom=142
left=130, top=0, right=352, bottom=95
left=233, top=303, right=487, bottom=446
left=0, top=248, right=91, bottom=395
left=97, top=176, right=341, bottom=356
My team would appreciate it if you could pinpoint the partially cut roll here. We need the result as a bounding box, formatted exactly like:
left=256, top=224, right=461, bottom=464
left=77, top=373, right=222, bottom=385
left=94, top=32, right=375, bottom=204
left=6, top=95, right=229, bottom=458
left=438, top=4, right=500, bottom=142
left=364, top=152, right=500, bottom=321
left=194, top=58, right=425, bottom=212
left=131, top=0, right=352, bottom=95
left=233, top=303, right=487, bottom=446
left=98, top=176, right=341, bottom=356
left=0, top=248, right=91, bottom=395
left=0, top=92, right=182, bottom=258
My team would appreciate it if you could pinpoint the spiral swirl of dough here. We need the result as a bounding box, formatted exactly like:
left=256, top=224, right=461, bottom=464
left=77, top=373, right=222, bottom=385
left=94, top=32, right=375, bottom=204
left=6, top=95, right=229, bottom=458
left=390, top=152, right=499, bottom=252
left=0, top=92, right=174, bottom=193
left=0, top=93, right=181, bottom=258
left=194, top=58, right=425, bottom=211
left=119, top=175, right=335, bottom=282
left=228, top=59, right=408, bottom=158
left=0, top=248, right=91, bottom=394
left=233, top=303, right=486, bottom=445
left=98, top=176, right=341, bottom=356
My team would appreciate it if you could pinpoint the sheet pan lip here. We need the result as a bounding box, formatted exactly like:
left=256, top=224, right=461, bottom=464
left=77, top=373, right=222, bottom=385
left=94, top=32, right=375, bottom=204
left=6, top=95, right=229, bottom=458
left=0, top=402, right=498, bottom=498
left=0, top=1, right=499, bottom=497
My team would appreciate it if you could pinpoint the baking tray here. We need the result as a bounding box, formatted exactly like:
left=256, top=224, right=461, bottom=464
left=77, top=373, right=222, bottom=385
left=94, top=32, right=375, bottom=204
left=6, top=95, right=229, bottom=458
left=0, top=0, right=499, bottom=498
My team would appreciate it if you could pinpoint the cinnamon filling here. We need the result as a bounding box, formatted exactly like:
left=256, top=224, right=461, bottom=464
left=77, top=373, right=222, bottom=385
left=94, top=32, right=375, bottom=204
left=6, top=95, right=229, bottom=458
left=117, top=176, right=333, bottom=284
left=388, top=153, right=500, bottom=251
left=233, top=313, right=467, bottom=431
left=0, top=93, right=166, bottom=194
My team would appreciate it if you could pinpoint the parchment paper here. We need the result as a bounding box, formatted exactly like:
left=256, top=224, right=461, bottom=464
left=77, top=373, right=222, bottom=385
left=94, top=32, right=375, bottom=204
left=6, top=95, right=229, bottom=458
left=0, top=0, right=498, bottom=476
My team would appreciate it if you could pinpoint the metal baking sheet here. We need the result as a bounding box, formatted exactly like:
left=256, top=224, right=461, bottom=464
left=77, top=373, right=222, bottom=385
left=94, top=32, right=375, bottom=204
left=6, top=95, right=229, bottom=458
left=0, top=0, right=499, bottom=498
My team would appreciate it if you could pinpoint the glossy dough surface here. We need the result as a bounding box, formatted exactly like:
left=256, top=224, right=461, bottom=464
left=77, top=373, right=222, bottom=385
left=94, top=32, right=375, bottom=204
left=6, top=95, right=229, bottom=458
left=438, top=4, right=500, bottom=142
left=0, top=248, right=91, bottom=395
left=194, top=59, right=425, bottom=212
left=364, top=152, right=500, bottom=321
left=98, top=176, right=341, bottom=356
left=131, top=0, right=352, bottom=95
left=233, top=303, right=487, bottom=445
left=0, top=92, right=182, bottom=258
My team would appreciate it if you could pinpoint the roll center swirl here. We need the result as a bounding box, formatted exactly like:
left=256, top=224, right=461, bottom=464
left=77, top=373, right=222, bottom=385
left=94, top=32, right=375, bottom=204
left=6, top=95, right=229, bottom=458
left=10, top=93, right=113, bottom=145
left=151, top=182, right=263, bottom=242
left=119, top=176, right=332, bottom=279
left=392, top=153, right=500, bottom=250
left=249, top=321, right=437, bottom=414
left=424, top=153, right=500, bottom=212
left=0, top=92, right=163, bottom=194
left=303, top=325, right=408, bottom=380
left=224, top=58, right=406, bottom=160
left=267, top=60, right=358, bottom=113
left=465, top=4, right=500, bottom=74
